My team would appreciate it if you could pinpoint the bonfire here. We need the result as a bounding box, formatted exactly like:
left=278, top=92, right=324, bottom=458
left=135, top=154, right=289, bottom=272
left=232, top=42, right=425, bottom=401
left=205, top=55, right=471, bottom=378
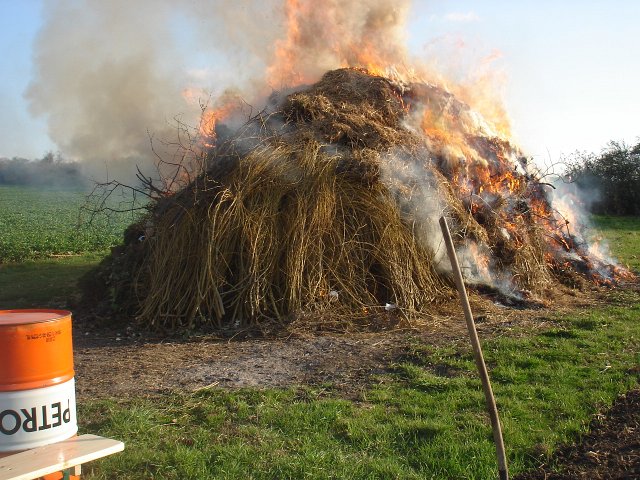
left=84, top=67, right=632, bottom=332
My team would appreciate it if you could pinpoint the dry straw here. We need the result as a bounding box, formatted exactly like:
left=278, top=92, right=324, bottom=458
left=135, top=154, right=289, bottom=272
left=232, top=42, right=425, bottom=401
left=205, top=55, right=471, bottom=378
left=89, top=68, right=559, bottom=332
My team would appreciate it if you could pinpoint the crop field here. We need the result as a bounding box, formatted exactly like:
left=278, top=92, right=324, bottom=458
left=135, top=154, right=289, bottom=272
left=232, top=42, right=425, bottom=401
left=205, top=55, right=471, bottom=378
left=0, top=185, right=140, bottom=262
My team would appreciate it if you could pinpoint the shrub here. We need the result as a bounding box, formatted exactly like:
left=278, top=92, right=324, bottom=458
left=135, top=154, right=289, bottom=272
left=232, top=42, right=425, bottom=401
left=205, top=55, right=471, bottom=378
left=565, top=141, right=640, bottom=216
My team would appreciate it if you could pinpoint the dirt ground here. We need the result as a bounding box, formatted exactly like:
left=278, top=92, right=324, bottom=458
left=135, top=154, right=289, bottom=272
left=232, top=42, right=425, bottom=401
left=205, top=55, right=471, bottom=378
left=72, top=287, right=580, bottom=400
left=71, top=285, right=639, bottom=478
left=515, top=388, right=640, bottom=479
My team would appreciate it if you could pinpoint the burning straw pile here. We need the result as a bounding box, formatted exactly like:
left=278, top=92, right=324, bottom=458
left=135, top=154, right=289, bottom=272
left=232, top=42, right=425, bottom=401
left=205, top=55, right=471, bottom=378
left=85, top=68, right=626, bottom=332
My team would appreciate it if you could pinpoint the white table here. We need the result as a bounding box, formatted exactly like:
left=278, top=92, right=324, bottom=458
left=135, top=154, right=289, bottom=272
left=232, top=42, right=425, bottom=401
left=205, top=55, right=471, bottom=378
left=0, top=435, right=124, bottom=480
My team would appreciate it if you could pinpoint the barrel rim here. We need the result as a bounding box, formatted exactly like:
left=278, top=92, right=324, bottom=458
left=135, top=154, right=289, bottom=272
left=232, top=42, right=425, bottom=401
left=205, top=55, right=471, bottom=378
left=0, top=309, right=71, bottom=326
left=0, top=373, right=75, bottom=392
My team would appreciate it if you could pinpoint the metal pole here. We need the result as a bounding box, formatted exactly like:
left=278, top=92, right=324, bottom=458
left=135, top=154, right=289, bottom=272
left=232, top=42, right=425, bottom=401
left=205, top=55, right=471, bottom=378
left=439, top=216, right=509, bottom=480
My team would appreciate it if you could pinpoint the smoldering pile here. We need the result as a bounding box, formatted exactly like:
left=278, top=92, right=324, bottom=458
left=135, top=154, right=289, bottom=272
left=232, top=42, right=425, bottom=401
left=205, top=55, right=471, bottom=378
left=83, top=68, right=618, bottom=332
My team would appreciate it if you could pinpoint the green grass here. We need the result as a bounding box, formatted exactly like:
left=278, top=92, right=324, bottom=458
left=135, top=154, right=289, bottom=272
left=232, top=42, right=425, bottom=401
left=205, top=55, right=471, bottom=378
left=0, top=185, right=138, bottom=262
left=0, top=253, right=103, bottom=309
left=77, top=293, right=640, bottom=479
left=590, top=215, right=640, bottom=272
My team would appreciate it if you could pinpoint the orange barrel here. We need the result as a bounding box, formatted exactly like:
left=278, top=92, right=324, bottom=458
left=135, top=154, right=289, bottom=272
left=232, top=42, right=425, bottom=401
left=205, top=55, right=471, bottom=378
left=0, top=310, right=77, bottom=453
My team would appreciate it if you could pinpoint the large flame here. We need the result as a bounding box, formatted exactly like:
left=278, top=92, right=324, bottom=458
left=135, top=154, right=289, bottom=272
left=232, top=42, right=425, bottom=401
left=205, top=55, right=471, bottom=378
left=266, top=0, right=410, bottom=87
left=179, top=0, right=633, bottom=288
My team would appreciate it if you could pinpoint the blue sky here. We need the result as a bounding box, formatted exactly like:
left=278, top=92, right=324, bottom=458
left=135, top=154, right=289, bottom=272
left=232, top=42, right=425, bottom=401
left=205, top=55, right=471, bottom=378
left=1, top=1, right=639, bottom=162
left=0, top=0, right=52, bottom=157
left=410, top=1, right=640, bottom=162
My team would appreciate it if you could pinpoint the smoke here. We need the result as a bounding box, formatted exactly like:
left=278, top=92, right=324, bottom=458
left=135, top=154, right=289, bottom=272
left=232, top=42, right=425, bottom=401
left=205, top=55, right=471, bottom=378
left=550, top=179, right=618, bottom=269
left=27, top=1, right=189, bottom=182
left=27, top=0, right=410, bottom=183
left=379, top=149, right=447, bottom=268
left=380, top=149, right=520, bottom=297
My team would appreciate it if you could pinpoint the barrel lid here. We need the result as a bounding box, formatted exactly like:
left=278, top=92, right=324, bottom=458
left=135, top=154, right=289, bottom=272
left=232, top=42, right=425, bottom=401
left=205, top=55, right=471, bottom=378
left=0, top=309, right=71, bottom=326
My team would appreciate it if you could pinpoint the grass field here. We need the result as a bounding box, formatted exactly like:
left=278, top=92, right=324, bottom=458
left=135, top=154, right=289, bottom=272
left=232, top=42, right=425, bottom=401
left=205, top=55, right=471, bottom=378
left=0, top=253, right=106, bottom=309
left=0, top=187, right=638, bottom=479
left=592, top=215, right=640, bottom=272
left=77, top=295, right=640, bottom=479
left=0, top=185, right=139, bottom=262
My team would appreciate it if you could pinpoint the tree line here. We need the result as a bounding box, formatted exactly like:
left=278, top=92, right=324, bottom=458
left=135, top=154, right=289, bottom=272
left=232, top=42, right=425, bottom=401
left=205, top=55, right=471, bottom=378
left=0, top=152, right=86, bottom=188
left=565, top=141, right=640, bottom=216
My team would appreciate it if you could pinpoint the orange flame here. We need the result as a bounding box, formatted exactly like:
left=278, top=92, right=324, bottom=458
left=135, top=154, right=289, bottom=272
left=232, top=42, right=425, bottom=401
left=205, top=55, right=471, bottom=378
left=176, top=1, right=630, bottom=287
left=183, top=88, right=244, bottom=149
left=267, top=0, right=410, bottom=88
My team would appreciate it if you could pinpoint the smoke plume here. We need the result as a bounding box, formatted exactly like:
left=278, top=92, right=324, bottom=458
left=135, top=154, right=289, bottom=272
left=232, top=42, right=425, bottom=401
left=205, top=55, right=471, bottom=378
left=27, top=0, right=410, bottom=183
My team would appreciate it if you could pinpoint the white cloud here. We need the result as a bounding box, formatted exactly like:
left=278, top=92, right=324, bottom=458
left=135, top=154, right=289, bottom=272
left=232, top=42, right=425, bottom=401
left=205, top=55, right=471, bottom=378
left=442, top=11, right=480, bottom=23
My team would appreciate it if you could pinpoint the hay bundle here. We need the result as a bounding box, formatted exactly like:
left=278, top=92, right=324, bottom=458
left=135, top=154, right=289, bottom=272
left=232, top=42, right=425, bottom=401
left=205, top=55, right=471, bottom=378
left=88, top=68, right=563, bottom=331
left=135, top=138, right=446, bottom=330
